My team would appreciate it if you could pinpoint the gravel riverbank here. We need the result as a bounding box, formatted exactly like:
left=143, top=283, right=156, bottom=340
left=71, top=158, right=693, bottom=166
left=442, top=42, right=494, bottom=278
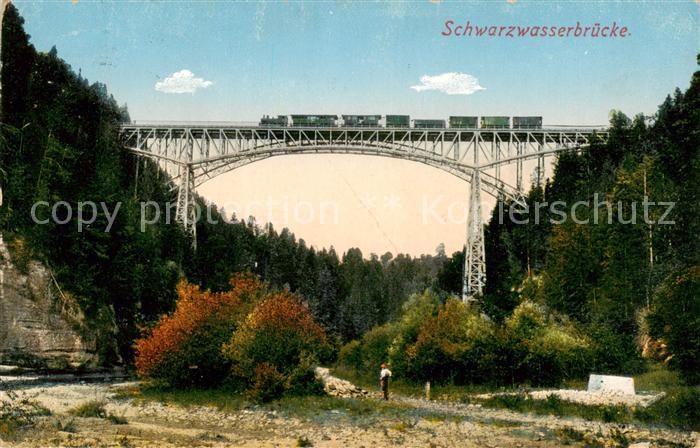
left=0, top=378, right=697, bottom=447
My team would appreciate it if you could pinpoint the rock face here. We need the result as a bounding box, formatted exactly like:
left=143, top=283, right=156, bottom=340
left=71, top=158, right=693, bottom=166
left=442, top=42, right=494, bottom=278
left=0, top=234, right=100, bottom=369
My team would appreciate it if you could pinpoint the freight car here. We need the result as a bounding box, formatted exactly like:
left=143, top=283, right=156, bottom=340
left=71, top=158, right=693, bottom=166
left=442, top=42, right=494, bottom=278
left=385, top=115, right=411, bottom=128
left=342, top=115, right=381, bottom=127
left=289, top=115, right=338, bottom=127
left=480, top=116, right=511, bottom=129
left=449, top=116, right=479, bottom=128
left=413, top=119, right=446, bottom=129
left=512, top=116, right=543, bottom=129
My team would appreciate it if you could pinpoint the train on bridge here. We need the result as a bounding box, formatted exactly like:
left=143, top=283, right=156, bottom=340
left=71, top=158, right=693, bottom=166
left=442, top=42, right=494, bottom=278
left=259, top=115, right=543, bottom=129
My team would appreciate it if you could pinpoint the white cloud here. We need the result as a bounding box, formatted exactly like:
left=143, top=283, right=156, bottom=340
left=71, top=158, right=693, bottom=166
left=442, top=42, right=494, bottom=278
left=155, top=69, right=213, bottom=94
left=410, top=72, right=485, bottom=95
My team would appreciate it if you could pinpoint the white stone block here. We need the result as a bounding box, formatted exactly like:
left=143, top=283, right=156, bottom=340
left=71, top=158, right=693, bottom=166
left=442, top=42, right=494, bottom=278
left=587, top=374, right=635, bottom=395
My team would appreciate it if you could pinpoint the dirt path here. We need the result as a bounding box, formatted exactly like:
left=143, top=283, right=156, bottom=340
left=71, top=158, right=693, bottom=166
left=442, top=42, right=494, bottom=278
left=1, top=379, right=697, bottom=447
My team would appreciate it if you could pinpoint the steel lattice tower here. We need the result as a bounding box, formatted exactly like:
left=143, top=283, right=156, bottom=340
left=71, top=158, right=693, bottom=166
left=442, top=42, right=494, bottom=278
left=462, top=169, right=486, bottom=302
left=174, top=139, right=197, bottom=247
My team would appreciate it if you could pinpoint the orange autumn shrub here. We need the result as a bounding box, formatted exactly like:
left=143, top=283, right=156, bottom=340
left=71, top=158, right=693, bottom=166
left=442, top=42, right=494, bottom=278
left=134, top=272, right=264, bottom=387
left=223, top=292, right=332, bottom=401
left=249, top=362, right=286, bottom=403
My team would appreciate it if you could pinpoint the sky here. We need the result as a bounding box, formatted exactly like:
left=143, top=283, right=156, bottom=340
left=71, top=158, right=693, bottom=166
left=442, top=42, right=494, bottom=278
left=12, top=0, right=700, bottom=257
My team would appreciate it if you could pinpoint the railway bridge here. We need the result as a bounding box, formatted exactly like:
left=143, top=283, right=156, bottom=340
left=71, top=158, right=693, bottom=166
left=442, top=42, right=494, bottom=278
left=119, top=122, right=607, bottom=302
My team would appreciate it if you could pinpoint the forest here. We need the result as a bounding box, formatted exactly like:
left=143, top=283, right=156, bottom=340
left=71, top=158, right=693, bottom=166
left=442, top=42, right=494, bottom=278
left=0, top=3, right=446, bottom=365
left=1, top=2, right=698, bottom=398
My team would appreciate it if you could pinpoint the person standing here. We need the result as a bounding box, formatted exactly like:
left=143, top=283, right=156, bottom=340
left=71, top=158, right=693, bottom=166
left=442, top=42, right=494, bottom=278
left=379, top=363, right=392, bottom=400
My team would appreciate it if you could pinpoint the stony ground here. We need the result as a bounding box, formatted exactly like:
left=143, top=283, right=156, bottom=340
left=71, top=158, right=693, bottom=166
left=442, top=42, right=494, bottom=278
left=471, top=389, right=666, bottom=407
left=0, top=378, right=698, bottom=448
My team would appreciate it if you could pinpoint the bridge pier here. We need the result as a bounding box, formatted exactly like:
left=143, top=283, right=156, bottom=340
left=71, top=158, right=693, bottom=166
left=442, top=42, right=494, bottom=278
left=462, top=169, right=486, bottom=302
left=175, top=163, right=197, bottom=248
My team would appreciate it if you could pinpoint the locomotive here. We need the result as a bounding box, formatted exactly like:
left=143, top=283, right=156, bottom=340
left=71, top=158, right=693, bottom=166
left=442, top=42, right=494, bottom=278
left=258, top=115, right=543, bottom=129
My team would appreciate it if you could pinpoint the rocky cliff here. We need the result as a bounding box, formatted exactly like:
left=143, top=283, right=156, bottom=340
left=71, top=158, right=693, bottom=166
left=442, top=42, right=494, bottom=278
left=0, top=233, right=103, bottom=369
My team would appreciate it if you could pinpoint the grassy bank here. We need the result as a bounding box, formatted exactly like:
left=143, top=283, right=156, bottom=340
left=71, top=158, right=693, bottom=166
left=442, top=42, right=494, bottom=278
left=330, top=366, right=497, bottom=399
left=474, top=389, right=700, bottom=431
left=333, top=364, right=700, bottom=431
left=116, top=363, right=699, bottom=432
left=114, top=382, right=416, bottom=421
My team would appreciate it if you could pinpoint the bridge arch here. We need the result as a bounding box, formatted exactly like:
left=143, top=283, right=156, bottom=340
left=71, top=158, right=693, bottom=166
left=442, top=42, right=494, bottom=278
left=188, top=145, right=525, bottom=205
left=121, top=123, right=607, bottom=302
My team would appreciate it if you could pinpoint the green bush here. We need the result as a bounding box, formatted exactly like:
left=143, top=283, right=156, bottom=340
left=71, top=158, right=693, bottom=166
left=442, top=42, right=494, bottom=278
left=223, top=291, right=331, bottom=400
left=600, top=405, right=628, bottom=423
left=359, top=323, right=398, bottom=371
left=526, top=323, right=592, bottom=386
left=634, top=364, right=681, bottom=391
left=499, top=301, right=594, bottom=386
left=339, top=323, right=399, bottom=373
left=285, top=361, right=325, bottom=397
left=246, top=358, right=324, bottom=403
left=544, top=393, right=564, bottom=414
left=486, top=392, right=528, bottom=409
left=648, top=267, right=700, bottom=384
left=586, top=322, right=643, bottom=375
left=345, top=298, right=595, bottom=387
left=69, top=400, right=106, bottom=418
left=404, top=298, right=496, bottom=384
left=387, top=290, right=440, bottom=376
left=338, top=340, right=363, bottom=370
left=504, top=300, right=546, bottom=341
left=337, top=295, right=620, bottom=388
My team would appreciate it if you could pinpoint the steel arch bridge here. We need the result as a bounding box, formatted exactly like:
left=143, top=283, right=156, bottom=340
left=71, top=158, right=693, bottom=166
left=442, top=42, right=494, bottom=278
left=120, top=123, right=607, bottom=302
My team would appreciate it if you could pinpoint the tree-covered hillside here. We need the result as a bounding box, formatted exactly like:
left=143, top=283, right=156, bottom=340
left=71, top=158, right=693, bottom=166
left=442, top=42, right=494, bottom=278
left=0, top=4, right=446, bottom=364
left=432, top=57, right=699, bottom=382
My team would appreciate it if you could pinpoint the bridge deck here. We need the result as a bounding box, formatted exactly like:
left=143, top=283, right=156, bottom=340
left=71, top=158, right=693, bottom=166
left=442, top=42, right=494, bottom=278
left=120, top=124, right=608, bottom=144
